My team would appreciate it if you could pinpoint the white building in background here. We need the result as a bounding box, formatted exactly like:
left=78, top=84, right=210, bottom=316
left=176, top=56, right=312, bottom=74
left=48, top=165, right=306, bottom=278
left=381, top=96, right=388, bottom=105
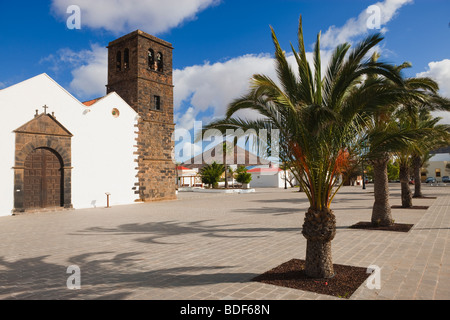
left=248, top=166, right=297, bottom=188
left=176, top=166, right=202, bottom=187
left=423, top=146, right=450, bottom=182
left=0, top=73, right=139, bottom=216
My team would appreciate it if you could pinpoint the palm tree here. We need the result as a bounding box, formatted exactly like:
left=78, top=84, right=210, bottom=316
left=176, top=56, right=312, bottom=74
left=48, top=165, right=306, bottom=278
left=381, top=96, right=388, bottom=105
left=203, top=16, right=404, bottom=278
left=409, top=107, right=450, bottom=198
left=395, top=109, right=450, bottom=207
left=235, top=165, right=252, bottom=186
left=397, top=153, right=413, bottom=208
left=222, top=140, right=234, bottom=188
left=400, top=77, right=450, bottom=200
left=362, top=61, right=450, bottom=224
left=200, top=162, right=224, bottom=189
left=412, top=152, right=431, bottom=198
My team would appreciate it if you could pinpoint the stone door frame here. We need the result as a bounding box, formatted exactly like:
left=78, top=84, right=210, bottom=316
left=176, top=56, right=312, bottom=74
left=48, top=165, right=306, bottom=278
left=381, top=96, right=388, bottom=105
left=13, top=112, right=73, bottom=214
left=13, top=139, right=73, bottom=214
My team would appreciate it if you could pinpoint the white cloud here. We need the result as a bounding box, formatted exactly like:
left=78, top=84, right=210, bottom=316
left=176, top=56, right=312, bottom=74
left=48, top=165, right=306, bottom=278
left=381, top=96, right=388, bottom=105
left=174, top=54, right=275, bottom=114
left=174, top=107, right=197, bottom=131
left=172, top=0, right=413, bottom=129
left=172, top=49, right=338, bottom=130
left=174, top=140, right=203, bottom=164
left=417, top=59, right=450, bottom=124
left=433, top=110, right=450, bottom=125
left=69, top=45, right=108, bottom=99
left=52, top=0, right=413, bottom=122
left=40, top=44, right=108, bottom=100
left=51, top=0, right=220, bottom=34
left=173, top=1, right=415, bottom=128
left=173, top=54, right=279, bottom=129
left=417, top=59, right=450, bottom=98
left=321, top=0, right=413, bottom=48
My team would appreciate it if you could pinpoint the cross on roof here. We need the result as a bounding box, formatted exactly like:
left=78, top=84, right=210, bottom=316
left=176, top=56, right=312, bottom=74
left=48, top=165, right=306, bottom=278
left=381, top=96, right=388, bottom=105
left=43, top=105, right=49, bottom=114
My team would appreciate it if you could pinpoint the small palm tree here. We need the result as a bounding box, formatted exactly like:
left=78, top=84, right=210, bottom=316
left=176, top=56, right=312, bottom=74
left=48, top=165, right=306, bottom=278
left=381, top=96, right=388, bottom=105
left=204, top=16, right=404, bottom=278
left=200, top=162, right=224, bottom=189
left=235, top=166, right=252, bottom=186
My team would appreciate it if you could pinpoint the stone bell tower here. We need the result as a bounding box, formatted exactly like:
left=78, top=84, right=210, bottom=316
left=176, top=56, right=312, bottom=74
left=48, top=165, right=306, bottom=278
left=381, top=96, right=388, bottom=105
left=106, top=30, right=176, bottom=202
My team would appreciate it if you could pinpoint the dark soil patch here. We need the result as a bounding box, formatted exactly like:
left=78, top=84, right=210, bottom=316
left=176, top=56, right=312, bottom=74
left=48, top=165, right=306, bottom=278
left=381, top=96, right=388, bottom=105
left=391, top=205, right=429, bottom=210
left=350, top=221, right=413, bottom=232
left=252, top=259, right=370, bottom=299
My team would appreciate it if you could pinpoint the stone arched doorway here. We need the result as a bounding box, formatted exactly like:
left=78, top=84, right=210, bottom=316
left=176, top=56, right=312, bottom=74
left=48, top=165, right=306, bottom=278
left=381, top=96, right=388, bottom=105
left=23, top=148, right=64, bottom=210
left=13, top=111, right=73, bottom=214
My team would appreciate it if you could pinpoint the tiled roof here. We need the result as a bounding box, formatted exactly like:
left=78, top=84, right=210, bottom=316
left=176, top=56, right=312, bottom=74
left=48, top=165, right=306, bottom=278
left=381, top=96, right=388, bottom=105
left=82, top=97, right=103, bottom=107
left=247, top=167, right=282, bottom=173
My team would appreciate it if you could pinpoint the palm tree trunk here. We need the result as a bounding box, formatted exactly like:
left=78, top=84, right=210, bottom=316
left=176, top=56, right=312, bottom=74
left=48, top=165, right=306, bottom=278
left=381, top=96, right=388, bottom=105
left=371, top=155, right=393, bottom=226
left=399, top=163, right=412, bottom=208
left=224, top=164, right=228, bottom=188
left=302, top=208, right=336, bottom=278
left=412, top=155, right=423, bottom=198
left=298, top=170, right=304, bottom=192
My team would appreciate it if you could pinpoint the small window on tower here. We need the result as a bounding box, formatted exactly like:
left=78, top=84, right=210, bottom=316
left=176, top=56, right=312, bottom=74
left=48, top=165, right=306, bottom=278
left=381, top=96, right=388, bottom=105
left=124, top=48, right=130, bottom=69
left=116, top=51, right=122, bottom=71
left=112, top=108, right=120, bottom=118
left=153, top=95, right=161, bottom=111
left=157, top=52, right=163, bottom=72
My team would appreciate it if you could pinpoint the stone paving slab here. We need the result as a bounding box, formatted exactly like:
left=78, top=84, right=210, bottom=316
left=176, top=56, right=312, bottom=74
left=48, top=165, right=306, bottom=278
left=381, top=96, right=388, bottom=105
left=0, top=184, right=448, bottom=300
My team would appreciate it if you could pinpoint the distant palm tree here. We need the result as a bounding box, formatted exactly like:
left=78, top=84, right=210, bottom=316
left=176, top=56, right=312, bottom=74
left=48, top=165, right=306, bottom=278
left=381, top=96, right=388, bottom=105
left=204, top=16, right=404, bottom=278
left=412, top=152, right=431, bottom=198
left=235, top=166, right=252, bottom=186
left=408, top=108, right=450, bottom=198
left=399, top=76, right=450, bottom=201
left=222, top=141, right=234, bottom=188
left=395, top=110, right=450, bottom=207
left=361, top=61, right=449, bottom=224
left=200, top=162, right=224, bottom=189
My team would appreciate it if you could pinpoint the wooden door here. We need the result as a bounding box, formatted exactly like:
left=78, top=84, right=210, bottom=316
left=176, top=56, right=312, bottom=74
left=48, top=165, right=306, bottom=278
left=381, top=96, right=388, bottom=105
left=24, top=148, right=63, bottom=209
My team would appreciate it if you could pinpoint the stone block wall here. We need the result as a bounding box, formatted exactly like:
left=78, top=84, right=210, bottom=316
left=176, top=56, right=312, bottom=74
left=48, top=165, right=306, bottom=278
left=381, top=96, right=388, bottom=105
left=107, top=30, right=176, bottom=202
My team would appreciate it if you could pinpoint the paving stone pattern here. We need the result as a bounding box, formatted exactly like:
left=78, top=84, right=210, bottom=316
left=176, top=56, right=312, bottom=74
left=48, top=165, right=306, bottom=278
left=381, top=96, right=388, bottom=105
left=0, top=184, right=448, bottom=300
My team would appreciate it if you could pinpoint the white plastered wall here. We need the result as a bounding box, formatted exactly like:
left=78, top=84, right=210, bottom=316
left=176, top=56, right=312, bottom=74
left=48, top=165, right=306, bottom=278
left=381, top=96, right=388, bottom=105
left=249, top=171, right=283, bottom=188
left=0, top=74, right=138, bottom=216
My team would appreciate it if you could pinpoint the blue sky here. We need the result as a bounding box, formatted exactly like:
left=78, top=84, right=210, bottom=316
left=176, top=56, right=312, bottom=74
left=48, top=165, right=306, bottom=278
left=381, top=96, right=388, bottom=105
left=1, top=0, right=449, bottom=160
left=1, top=1, right=448, bottom=74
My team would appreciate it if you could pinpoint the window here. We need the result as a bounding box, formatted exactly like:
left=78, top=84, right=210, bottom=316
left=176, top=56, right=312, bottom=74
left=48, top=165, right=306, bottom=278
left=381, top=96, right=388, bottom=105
left=116, top=51, right=122, bottom=71
left=124, top=48, right=129, bottom=69
left=436, top=169, right=441, bottom=177
left=153, top=95, right=161, bottom=111
left=156, top=52, right=163, bottom=72
left=112, top=108, right=120, bottom=118
left=148, top=49, right=155, bottom=70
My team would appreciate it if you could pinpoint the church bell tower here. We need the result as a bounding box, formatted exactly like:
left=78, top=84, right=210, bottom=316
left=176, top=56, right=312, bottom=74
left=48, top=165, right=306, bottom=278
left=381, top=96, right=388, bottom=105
left=106, top=30, right=176, bottom=202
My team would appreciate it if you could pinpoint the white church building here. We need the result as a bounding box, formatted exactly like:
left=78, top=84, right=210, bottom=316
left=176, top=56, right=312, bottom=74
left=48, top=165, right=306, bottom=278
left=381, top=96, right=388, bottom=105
left=0, top=73, right=139, bottom=217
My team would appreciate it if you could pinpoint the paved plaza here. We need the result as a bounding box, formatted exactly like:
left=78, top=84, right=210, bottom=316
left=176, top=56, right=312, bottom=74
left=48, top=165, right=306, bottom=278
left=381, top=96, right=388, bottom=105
left=0, top=184, right=448, bottom=300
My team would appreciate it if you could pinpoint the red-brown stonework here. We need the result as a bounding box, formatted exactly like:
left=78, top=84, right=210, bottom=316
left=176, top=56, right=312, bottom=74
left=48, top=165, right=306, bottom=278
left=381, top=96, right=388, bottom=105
left=107, top=30, right=176, bottom=202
